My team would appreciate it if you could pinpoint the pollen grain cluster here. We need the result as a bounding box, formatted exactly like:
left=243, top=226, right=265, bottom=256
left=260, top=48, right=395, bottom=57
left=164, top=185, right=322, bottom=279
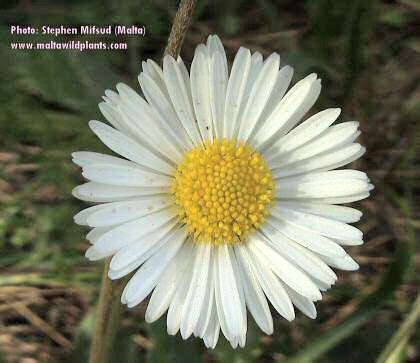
left=172, top=139, right=274, bottom=245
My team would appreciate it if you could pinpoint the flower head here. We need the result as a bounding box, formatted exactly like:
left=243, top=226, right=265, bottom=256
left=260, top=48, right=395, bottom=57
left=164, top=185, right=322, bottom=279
left=73, top=35, right=373, bottom=348
left=172, top=139, right=274, bottom=245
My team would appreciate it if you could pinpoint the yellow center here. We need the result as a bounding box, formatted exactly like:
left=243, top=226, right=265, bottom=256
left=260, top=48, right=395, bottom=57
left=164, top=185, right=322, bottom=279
left=172, top=139, right=274, bottom=245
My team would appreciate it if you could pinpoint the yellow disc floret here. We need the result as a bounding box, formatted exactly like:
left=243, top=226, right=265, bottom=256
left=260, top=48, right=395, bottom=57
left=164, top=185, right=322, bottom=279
left=172, top=139, right=274, bottom=246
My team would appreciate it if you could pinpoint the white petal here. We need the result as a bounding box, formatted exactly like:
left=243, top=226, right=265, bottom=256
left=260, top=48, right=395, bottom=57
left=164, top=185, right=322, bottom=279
left=177, top=56, right=193, bottom=103
left=108, top=218, right=179, bottom=277
left=254, top=74, right=321, bottom=150
left=230, top=246, right=247, bottom=347
left=193, top=250, right=215, bottom=338
left=276, top=201, right=362, bottom=223
left=283, top=285, right=317, bottom=319
left=102, top=93, right=115, bottom=104
left=85, top=245, right=110, bottom=261
left=74, top=204, right=106, bottom=226
left=273, top=143, right=366, bottom=178
left=202, top=295, right=220, bottom=349
left=74, top=203, right=123, bottom=227
left=268, top=121, right=360, bottom=169
left=237, top=53, right=280, bottom=142
left=235, top=245, right=273, bottom=334
left=213, top=247, right=240, bottom=345
left=309, top=192, right=371, bottom=204
left=234, top=51, right=263, bottom=139
left=163, top=55, right=202, bottom=145
left=253, top=65, right=294, bottom=136
left=213, top=253, right=229, bottom=340
left=243, top=243, right=295, bottom=320
left=98, top=101, right=123, bottom=131
left=332, top=238, right=364, bottom=246
left=145, top=242, right=194, bottom=323
left=317, top=253, right=359, bottom=271
left=89, top=120, right=173, bottom=175
left=275, top=174, right=371, bottom=200
left=115, top=83, right=183, bottom=164
left=209, top=51, right=228, bottom=138
left=100, top=93, right=159, bottom=147
left=85, top=227, right=123, bottom=260
left=122, top=228, right=186, bottom=308
left=180, top=244, right=212, bottom=339
left=223, top=47, right=252, bottom=139
left=93, top=208, right=176, bottom=255
left=311, top=276, right=333, bottom=292
left=104, top=89, right=120, bottom=105
left=207, top=35, right=228, bottom=77
left=249, top=234, right=322, bottom=301
left=108, top=238, right=176, bottom=280
left=72, top=182, right=167, bottom=203
left=271, top=207, right=363, bottom=242
left=86, top=226, right=115, bottom=244
left=190, top=46, right=213, bottom=141
left=264, top=108, right=340, bottom=159
left=139, top=72, right=192, bottom=154
left=167, top=243, right=195, bottom=335
left=78, top=197, right=172, bottom=228
left=72, top=151, right=132, bottom=168
left=276, top=169, right=368, bottom=183
left=142, top=59, right=167, bottom=96
left=82, top=163, right=171, bottom=188
left=261, top=221, right=338, bottom=283
left=238, top=333, right=246, bottom=349
left=216, top=245, right=247, bottom=342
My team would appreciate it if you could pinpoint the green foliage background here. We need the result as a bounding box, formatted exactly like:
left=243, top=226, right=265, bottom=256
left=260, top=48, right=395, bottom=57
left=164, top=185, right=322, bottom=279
left=0, top=0, right=419, bottom=362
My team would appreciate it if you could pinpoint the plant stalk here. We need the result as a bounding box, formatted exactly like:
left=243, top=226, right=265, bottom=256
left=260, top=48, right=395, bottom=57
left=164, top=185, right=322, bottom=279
left=89, top=258, right=124, bottom=363
left=164, top=0, right=197, bottom=58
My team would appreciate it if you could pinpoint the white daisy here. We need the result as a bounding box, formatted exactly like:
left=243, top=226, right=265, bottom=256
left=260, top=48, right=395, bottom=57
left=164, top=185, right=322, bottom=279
left=72, top=34, right=373, bottom=349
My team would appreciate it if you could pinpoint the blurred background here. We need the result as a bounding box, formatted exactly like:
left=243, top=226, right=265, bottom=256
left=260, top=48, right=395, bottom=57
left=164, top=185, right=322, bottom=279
left=0, top=0, right=419, bottom=362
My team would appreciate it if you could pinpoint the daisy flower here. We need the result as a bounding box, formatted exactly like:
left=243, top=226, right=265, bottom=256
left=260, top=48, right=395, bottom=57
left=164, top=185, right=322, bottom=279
left=72, top=35, right=373, bottom=349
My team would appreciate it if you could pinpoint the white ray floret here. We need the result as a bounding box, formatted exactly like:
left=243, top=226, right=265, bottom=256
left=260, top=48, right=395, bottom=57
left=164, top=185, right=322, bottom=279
left=223, top=47, right=252, bottom=139
left=237, top=53, right=280, bottom=142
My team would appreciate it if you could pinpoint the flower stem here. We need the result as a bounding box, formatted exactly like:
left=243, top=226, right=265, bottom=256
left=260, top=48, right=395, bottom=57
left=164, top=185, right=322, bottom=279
left=164, top=0, right=197, bottom=58
left=87, top=2, right=196, bottom=362
left=89, top=258, right=124, bottom=363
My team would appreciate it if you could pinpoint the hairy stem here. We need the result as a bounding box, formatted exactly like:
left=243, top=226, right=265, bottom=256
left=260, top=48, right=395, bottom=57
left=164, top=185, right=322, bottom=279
left=164, top=0, right=197, bottom=58
left=89, top=258, right=124, bottom=363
